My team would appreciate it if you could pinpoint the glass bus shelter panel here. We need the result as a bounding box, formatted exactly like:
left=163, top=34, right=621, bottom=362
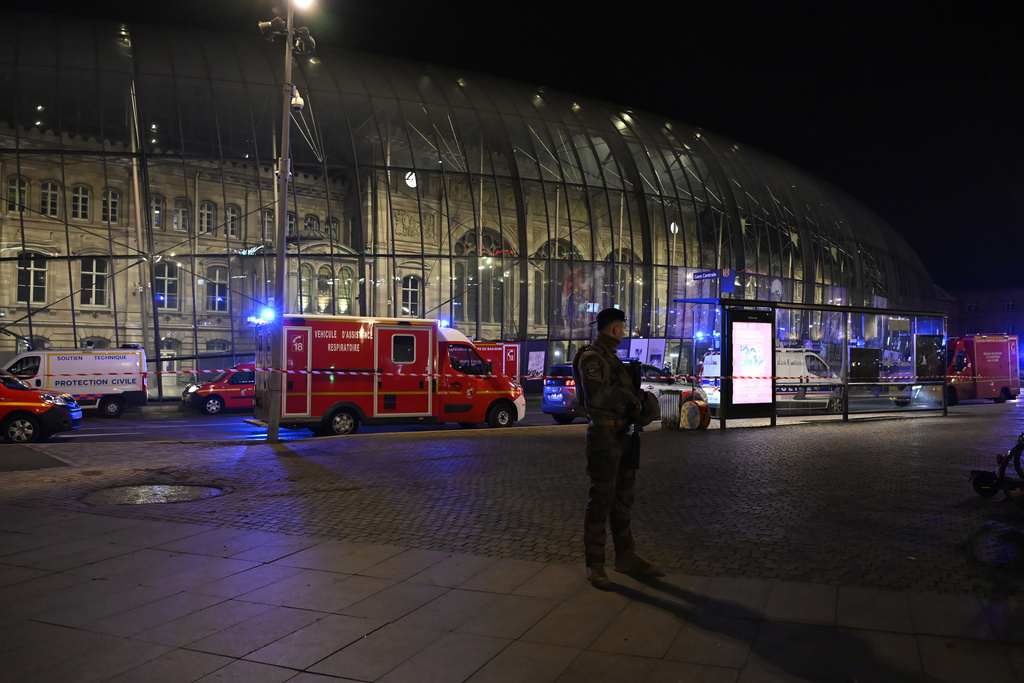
left=772, top=310, right=844, bottom=416
left=845, top=313, right=945, bottom=413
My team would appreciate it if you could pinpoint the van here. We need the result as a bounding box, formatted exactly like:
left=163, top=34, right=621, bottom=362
left=6, top=347, right=148, bottom=418
left=699, top=348, right=842, bottom=413
left=252, top=315, right=526, bottom=435
left=182, top=362, right=256, bottom=414
left=0, top=369, right=83, bottom=442
left=946, top=335, right=1019, bottom=405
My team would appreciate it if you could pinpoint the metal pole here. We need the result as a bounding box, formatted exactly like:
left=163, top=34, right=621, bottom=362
left=268, top=3, right=294, bottom=442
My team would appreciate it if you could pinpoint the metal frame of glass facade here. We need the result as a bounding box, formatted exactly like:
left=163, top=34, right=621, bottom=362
left=0, top=14, right=939, bottom=397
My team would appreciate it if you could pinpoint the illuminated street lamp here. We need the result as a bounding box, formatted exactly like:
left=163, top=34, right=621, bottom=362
left=259, top=0, right=315, bottom=441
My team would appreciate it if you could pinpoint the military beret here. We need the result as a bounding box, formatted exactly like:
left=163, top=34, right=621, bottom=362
left=594, top=307, right=626, bottom=331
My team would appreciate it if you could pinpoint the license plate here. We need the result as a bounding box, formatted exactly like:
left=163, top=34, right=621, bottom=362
left=545, top=393, right=563, bottom=403
left=70, top=409, right=83, bottom=420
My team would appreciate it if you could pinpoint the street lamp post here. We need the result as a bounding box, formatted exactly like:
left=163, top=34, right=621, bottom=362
left=259, top=0, right=314, bottom=442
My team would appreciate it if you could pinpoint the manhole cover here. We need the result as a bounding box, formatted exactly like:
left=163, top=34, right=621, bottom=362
left=83, top=484, right=226, bottom=506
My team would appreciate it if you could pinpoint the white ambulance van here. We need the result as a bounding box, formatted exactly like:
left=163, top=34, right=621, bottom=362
left=699, top=347, right=843, bottom=413
left=6, top=346, right=148, bottom=418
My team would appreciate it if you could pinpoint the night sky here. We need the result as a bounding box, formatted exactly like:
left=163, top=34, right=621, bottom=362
left=13, top=0, right=1024, bottom=290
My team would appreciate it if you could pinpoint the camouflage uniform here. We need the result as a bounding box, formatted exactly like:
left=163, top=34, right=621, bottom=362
left=574, top=332, right=643, bottom=569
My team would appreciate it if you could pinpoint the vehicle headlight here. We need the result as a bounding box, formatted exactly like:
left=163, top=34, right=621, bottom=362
left=40, top=393, right=67, bottom=405
left=186, top=385, right=198, bottom=393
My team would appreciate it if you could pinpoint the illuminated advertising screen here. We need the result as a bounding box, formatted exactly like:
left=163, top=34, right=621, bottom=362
left=731, top=321, right=773, bottom=404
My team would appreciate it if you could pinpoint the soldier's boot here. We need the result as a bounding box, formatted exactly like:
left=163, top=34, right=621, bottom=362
left=614, top=553, right=663, bottom=576
left=586, top=565, right=611, bottom=590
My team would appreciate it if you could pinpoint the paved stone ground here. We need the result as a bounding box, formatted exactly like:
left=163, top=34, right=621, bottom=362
left=3, top=401, right=1024, bottom=601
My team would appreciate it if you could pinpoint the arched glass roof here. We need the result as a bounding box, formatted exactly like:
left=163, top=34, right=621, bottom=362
left=0, top=12, right=937, bottom=355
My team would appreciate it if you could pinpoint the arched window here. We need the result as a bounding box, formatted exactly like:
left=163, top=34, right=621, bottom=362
left=531, top=239, right=583, bottom=329
left=81, top=336, right=110, bottom=349
left=287, top=212, right=297, bottom=236
left=18, top=335, right=48, bottom=354
left=198, top=201, right=216, bottom=234
left=154, top=262, right=179, bottom=309
left=401, top=275, right=422, bottom=318
left=150, top=195, right=164, bottom=229
left=453, top=229, right=514, bottom=325
left=172, top=198, right=189, bottom=231
left=17, top=252, right=47, bottom=304
left=226, top=204, right=241, bottom=237
left=6, top=176, right=27, bottom=213
left=317, top=265, right=333, bottom=313
left=337, top=266, right=354, bottom=314
left=102, top=189, right=120, bottom=224
left=40, top=181, right=60, bottom=218
left=80, top=257, right=109, bottom=307
left=71, top=185, right=91, bottom=220
left=304, top=214, right=320, bottom=232
left=298, top=263, right=314, bottom=313
left=206, top=265, right=228, bottom=312
left=327, top=217, right=340, bottom=242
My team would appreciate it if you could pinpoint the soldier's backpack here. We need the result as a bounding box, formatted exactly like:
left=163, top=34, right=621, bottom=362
left=571, top=345, right=592, bottom=411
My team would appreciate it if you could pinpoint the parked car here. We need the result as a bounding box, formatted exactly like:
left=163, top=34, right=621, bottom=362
left=0, top=369, right=83, bottom=443
left=542, top=362, right=707, bottom=424
left=182, top=363, right=256, bottom=414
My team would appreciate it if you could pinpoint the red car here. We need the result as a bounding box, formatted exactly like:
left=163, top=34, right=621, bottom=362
left=0, top=369, right=83, bottom=442
left=182, top=363, right=256, bottom=414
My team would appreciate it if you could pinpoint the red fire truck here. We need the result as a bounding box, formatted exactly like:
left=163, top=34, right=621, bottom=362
left=253, top=315, right=526, bottom=435
left=946, top=335, right=1020, bottom=405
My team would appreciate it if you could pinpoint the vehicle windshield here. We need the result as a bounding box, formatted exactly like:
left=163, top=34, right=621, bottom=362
left=202, top=370, right=231, bottom=384
left=0, top=369, right=33, bottom=391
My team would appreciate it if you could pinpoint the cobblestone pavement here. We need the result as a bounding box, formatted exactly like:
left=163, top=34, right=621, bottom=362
left=4, top=402, right=1024, bottom=601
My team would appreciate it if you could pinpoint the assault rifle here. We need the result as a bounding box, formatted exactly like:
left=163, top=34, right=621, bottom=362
left=626, top=359, right=644, bottom=469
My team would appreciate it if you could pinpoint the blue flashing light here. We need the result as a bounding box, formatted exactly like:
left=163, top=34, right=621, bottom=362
left=246, top=307, right=275, bottom=326
left=438, top=318, right=451, bottom=328
left=695, top=331, right=704, bottom=339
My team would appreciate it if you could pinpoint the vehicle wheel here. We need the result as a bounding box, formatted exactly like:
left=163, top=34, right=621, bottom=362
left=998, top=443, right=1024, bottom=510
left=324, top=408, right=359, bottom=435
left=486, top=402, right=515, bottom=428
left=827, top=398, right=844, bottom=413
left=2, top=414, right=43, bottom=443
left=946, top=387, right=958, bottom=407
left=552, top=414, right=575, bottom=424
left=201, top=396, right=225, bottom=415
left=98, top=396, right=124, bottom=418
left=972, top=471, right=1000, bottom=497
left=994, top=388, right=1010, bottom=404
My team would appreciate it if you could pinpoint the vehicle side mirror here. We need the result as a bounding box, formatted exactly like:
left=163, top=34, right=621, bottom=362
left=487, top=361, right=493, bottom=374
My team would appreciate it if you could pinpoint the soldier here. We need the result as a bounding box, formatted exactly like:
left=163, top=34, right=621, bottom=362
left=573, top=307, right=662, bottom=589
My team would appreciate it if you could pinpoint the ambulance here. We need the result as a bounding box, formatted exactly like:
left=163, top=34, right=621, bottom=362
left=252, top=315, right=526, bottom=435
left=945, top=335, right=1019, bottom=405
left=5, top=346, right=148, bottom=418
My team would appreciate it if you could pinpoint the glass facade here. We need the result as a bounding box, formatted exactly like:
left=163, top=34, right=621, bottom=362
left=0, top=13, right=939, bottom=397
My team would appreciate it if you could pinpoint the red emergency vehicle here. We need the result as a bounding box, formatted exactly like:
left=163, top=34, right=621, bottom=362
left=946, top=335, right=1019, bottom=405
left=253, top=315, right=526, bottom=435
left=182, top=363, right=256, bottom=414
